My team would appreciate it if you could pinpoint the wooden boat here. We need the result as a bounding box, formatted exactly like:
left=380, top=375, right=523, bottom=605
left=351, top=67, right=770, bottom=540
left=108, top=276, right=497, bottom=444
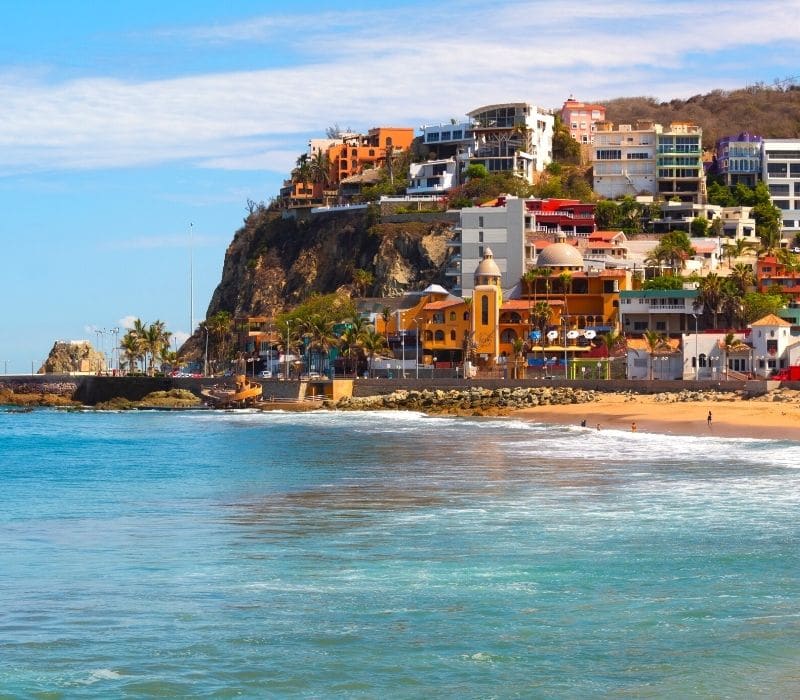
left=201, top=375, right=263, bottom=407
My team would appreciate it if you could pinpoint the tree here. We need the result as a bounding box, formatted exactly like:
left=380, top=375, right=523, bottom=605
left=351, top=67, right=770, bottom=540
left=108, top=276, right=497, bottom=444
left=720, top=332, right=748, bottom=380
left=729, top=263, right=756, bottom=295
left=721, top=238, right=757, bottom=267
left=599, top=329, right=622, bottom=358
left=464, top=163, right=488, bottom=179
left=742, top=291, right=786, bottom=324
left=691, top=217, right=710, bottom=237
left=361, top=328, right=387, bottom=378
left=351, top=268, right=374, bottom=299
left=551, top=114, right=581, bottom=164
left=299, top=313, right=337, bottom=376
left=206, top=311, right=233, bottom=373
left=695, top=273, right=725, bottom=329
left=594, top=200, right=620, bottom=230
left=310, top=150, right=332, bottom=192
left=648, top=230, right=695, bottom=273
left=642, top=275, right=684, bottom=290
left=511, top=337, right=526, bottom=379
left=643, top=329, right=668, bottom=380
left=120, top=331, right=143, bottom=374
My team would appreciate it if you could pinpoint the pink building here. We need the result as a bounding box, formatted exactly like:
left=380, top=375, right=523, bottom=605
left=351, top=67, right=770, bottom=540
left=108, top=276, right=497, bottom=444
left=561, top=96, right=606, bottom=144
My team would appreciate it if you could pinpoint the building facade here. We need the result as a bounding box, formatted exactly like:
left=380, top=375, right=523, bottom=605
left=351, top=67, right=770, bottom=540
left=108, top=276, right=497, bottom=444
left=714, top=132, right=762, bottom=187
left=560, top=96, right=606, bottom=144
left=592, top=120, right=659, bottom=198
left=761, top=139, right=800, bottom=238
left=656, top=122, right=704, bottom=203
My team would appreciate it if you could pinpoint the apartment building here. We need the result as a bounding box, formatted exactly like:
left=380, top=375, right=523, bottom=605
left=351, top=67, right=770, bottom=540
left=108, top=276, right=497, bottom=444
left=761, top=139, right=800, bottom=238
left=656, top=122, right=704, bottom=203
left=407, top=158, right=458, bottom=195
left=714, top=132, right=762, bottom=187
left=592, top=120, right=659, bottom=198
left=560, top=96, right=606, bottom=144
left=327, top=127, right=415, bottom=187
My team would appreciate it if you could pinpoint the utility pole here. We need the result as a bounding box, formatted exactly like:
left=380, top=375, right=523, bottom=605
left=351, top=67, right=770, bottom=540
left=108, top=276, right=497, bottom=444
left=189, top=222, right=194, bottom=337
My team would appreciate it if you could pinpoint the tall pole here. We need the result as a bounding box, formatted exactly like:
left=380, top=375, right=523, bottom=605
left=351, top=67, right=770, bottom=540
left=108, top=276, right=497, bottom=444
left=563, top=315, right=568, bottom=379
left=285, top=321, right=291, bottom=381
left=203, top=326, right=209, bottom=377
left=692, top=313, right=698, bottom=380
left=189, top=222, right=194, bottom=337
left=415, top=319, right=420, bottom=380
left=1, top=360, right=8, bottom=375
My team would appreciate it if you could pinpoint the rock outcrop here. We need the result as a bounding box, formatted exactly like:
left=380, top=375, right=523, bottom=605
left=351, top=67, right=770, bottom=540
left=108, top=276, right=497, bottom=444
left=39, top=341, right=105, bottom=374
left=180, top=209, right=454, bottom=356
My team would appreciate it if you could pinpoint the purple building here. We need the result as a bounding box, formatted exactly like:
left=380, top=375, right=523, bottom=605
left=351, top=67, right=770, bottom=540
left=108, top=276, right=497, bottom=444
left=713, top=132, right=762, bottom=187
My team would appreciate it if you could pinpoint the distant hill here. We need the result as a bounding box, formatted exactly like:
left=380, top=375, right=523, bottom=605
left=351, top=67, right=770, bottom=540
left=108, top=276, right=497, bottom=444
left=601, top=84, right=800, bottom=147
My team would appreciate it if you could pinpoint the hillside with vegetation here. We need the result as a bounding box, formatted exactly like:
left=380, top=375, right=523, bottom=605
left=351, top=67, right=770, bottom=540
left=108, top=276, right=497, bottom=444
left=602, top=83, right=800, bottom=146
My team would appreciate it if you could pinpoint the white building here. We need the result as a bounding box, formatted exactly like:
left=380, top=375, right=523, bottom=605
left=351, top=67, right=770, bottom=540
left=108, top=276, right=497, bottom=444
left=407, top=158, right=458, bottom=195
left=761, top=139, right=800, bottom=239
left=593, top=120, right=659, bottom=199
left=452, top=199, right=526, bottom=296
left=619, top=289, right=699, bottom=336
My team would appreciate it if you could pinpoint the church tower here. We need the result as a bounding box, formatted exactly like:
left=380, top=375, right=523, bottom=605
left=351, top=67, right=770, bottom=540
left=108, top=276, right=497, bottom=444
left=472, top=247, right=502, bottom=365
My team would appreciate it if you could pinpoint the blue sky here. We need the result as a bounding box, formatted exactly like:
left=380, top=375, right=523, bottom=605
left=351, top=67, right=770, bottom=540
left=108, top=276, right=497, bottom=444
left=1, top=0, right=798, bottom=374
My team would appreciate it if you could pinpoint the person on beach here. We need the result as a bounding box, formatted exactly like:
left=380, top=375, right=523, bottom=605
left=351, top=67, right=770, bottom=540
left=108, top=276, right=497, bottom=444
left=707, top=411, right=712, bottom=428
left=596, top=423, right=601, bottom=431
left=580, top=419, right=586, bottom=427
left=631, top=421, right=637, bottom=432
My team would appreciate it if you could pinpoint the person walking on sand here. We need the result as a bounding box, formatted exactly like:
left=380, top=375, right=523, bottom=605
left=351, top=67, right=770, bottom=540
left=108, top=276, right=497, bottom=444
left=707, top=411, right=712, bottom=428
left=631, top=421, right=637, bottom=432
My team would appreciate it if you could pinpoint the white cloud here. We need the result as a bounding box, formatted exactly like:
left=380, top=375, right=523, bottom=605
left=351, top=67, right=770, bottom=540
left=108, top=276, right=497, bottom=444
left=0, top=0, right=797, bottom=175
left=118, top=315, right=139, bottom=330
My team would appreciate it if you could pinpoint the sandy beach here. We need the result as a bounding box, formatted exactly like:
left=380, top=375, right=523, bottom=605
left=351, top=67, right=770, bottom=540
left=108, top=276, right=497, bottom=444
left=515, top=392, right=800, bottom=441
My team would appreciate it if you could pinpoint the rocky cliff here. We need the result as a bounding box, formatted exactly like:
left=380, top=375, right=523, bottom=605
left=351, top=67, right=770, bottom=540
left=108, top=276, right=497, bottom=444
left=39, top=341, right=106, bottom=374
left=204, top=207, right=456, bottom=320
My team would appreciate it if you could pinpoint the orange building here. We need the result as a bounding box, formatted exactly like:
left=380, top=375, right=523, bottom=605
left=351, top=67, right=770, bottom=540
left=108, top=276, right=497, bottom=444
left=326, top=127, right=415, bottom=187
left=757, top=255, right=800, bottom=301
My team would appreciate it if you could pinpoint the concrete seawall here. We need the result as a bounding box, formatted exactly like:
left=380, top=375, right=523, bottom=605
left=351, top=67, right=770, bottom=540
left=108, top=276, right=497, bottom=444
left=0, top=374, right=788, bottom=406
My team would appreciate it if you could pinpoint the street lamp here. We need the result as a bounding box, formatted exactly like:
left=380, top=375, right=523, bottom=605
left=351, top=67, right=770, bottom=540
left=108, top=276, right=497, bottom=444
left=414, top=317, right=422, bottom=380
left=562, top=316, right=568, bottom=379
left=691, top=313, right=699, bottom=381
left=284, top=320, right=292, bottom=381
left=596, top=361, right=602, bottom=380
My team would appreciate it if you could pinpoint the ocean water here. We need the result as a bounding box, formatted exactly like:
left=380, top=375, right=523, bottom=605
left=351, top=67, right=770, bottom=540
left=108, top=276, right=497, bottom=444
left=1, top=408, right=799, bottom=698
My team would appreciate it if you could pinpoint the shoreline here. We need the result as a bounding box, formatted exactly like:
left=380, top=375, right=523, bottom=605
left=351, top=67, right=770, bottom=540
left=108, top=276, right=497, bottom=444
left=512, top=394, right=800, bottom=441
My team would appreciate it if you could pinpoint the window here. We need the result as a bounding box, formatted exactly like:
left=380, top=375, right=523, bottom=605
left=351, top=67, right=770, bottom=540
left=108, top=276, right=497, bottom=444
left=767, top=162, right=787, bottom=176
left=795, top=182, right=800, bottom=196
left=627, top=152, right=650, bottom=159
left=770, top=184, right=790, bottom=196
left=427, top=132, right=440, bottom=142
left=774, top=200, right=791, bottom=210
left=369, top=149, right=375, bottom=156
left=656, top=321, right=666, bottom=330
left=450, top=330, right=456, bottom=341
left=440, top=131, right=451, bottom=141
left=463, top=312, right=470, bottom=321
left=596, top=149, right=622, bottom=160
left=478, top=231, right=483, bottom=242
left=481, top=296, right=489, bottom=325
left=449, top=311, right=456, bottom=321
left=478, top=216, right=484, bottom=227
left=500, top=329, right=517, bottom=343
left=434, top=330, right=444, bottom=341
left=699, top=354, right=707, bottom=367
left=634, top=321, right=647, bottom=331
left=790, top=163, right=800, bottom=177
left=452, top=130, right=463, bottom=139
left=432, top=312, right=444, bottom=324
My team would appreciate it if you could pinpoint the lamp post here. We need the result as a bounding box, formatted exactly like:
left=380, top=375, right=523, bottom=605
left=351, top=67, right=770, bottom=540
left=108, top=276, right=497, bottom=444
left=284, top=320, right=292, bottom=381
left=691, top=313, right=699, bottom=381
left=1, top=360, right=8, bottom=375
left=414, top=318, right=421, bottom=380
left=110, top=327, right=120, bottom=374
left=596, top=361, right=602, bottom=380
left=562, top=316, right=568, bottom=379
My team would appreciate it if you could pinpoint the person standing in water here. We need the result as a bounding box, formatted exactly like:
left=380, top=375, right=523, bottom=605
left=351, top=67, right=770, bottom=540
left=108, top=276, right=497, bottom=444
left=707, top=411, right=712, bottom=428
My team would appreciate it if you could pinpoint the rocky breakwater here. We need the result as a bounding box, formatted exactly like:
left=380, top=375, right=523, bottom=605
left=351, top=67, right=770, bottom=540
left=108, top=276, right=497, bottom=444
left=0, top=380, right=80, bottom=407
left=330, top=386, right=601, bottom=415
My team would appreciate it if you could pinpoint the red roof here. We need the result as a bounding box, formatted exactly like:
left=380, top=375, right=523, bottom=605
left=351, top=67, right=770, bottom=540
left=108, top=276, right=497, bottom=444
left=588, top=230, right=623, bottom=242
left=423, top=299, right=463, bottom=310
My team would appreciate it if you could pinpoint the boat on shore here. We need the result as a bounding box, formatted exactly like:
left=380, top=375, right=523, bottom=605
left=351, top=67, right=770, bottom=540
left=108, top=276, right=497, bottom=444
left=201, top=375, right=263, bottom=408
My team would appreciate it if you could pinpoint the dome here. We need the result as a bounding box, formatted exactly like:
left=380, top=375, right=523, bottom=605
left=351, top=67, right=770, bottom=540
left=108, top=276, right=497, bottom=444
left=535, top=242, right=584, bottom=268
left=474, top=248, right=501, bottom=280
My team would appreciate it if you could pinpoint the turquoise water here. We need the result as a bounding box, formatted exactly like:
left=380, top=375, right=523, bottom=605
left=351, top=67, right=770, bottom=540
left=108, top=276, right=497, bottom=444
left=1, top=408, right=799, bottom=697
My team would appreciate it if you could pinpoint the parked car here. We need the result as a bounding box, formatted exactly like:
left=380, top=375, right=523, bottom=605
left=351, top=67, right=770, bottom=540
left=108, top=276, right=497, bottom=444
left=258, top=370, right=273, bottom=379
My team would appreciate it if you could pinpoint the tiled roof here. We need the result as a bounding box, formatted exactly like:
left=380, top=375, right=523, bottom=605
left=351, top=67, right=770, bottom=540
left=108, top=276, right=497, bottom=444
left=750, top=313, right=792, bottom=327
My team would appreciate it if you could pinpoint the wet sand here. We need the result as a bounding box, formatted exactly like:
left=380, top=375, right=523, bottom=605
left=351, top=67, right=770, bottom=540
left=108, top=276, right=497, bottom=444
left=514, top=393, right=800, bottom=441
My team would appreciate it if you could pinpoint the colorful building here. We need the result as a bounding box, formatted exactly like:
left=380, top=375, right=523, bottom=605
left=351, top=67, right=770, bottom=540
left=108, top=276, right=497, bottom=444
left=757, top=254, right=800, bottom=301
left=713, top=132, right=762, bottom=187
left=560, top=96, right=606, bottom=145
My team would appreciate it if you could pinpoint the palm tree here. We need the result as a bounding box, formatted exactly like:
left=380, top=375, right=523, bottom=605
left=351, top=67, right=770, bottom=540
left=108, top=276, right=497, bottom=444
left=722, top=238, right=757, bottom=267
left=695, top=273, right=725, bottom=329
left=120, top=331, right=142, bottom=375
left=339, top=326, right=362, bottom=377
left=599, top=329, right=621, bottom=358
left=310, top=150, right=332, bottom=195
left=361, top=328, right=387, bottom=378
left=300, top=313, right=337, bottom=376
left=720, top=332, right=748, bottom=380
left=143, top=320, right=171, bottom=375
left=380, top=306, right=392, bottom=335
left=294, top=154, right=311, bottom=197
left=206, top=311, right=233, bottom=374
left=729, top=262, right=756, bottom=295
left=351, top=268, right=374, bottom=299
left=643, top=329, right=668, bottom=381
left=558, top=271, right=572, bottom=325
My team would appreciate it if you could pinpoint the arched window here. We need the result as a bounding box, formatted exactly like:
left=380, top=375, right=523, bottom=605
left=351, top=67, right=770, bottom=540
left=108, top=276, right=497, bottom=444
left=481, top=296, right=489, bottom=325
left=450, top=330, right=456, bottom=341
left=501, top=329, right=517, bottom=343
left=449, top=311, right=456, bottom=321
left=434, top=330, right=445, bottom=341
left=698, top=353, right=707, bottom=367
left=425, top=330, right=433, bottom=342
left=463, top=311, right=470, bottom=321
